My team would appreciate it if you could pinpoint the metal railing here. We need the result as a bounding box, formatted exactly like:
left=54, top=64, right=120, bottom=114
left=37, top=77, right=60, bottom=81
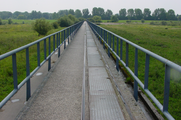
left=87, top=21, right=180, bottom=120
left=0, top=21, right=83, bottom=108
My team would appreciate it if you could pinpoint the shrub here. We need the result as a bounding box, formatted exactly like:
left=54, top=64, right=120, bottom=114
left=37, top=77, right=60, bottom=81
left=88, top=18, right=94, bottom=22
left=52, top=22, right=59, bottom=29
left=141, top=19, right=145, bottom=23
left=126, top=20, right=131, bottom=24
left=111, top=15, right=119, bottom=22
left=0, top=18, right=2, bottom=25
left=161, top=21, right=167, bottom=25
left=8, top=19, right=13, bottom=24
left=150, top=21, right=155, bottom=25
left=32, top=18, right=51, bottom=35
left=93, top=16, right=102, bottom=23
left=57, top=16, right=74, bottom=27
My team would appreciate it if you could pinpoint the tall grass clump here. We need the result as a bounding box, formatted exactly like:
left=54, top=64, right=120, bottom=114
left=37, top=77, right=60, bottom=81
left=0, top=18, right=2, bottom=25
left=32, top=18, right=51, bottom=35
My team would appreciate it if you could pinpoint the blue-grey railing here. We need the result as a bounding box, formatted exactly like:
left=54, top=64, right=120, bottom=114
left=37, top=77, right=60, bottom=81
left=0, top=21, right=83, bottom=108
left=87, top=21, right=180, bottom=120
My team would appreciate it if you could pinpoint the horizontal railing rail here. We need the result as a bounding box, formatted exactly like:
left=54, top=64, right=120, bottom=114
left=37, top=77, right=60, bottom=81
left=87, top=21, right=179, bottom=120
left=0, top=21, right=83, bottom=108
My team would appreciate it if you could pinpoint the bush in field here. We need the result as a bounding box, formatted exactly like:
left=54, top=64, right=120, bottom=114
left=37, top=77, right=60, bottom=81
left=161, top=21, right=167, bottom=25
left=111, top=15, right=119, bottom=22
left=52, top=21, right=59, bottom=29
left=32, top=18, right=51, bottom=35
left=57, top=14, right=79, bottom=27
left=0, top=18, right=2, bottom=25
left=88, top=18, right=95, bottom=22
left=141, top=19, right=145, bottom=23
left=93, top=16, right=102, bottom=23
left=8, top=19, right=13, bottom=24
left=126, top=20, right=131, bottom=24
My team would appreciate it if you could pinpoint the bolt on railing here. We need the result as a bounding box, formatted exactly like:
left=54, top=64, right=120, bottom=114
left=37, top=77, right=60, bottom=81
left=0, top=21, right=83, bottom=109
left=87, top=21, right=180, bottom=120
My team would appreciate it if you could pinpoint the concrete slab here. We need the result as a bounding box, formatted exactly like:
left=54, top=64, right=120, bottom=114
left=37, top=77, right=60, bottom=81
left=88, top=54, right=104, bottom=67
left=87, top=42, right=96, bottom=47
left=87, top=48, right=99, bottom=55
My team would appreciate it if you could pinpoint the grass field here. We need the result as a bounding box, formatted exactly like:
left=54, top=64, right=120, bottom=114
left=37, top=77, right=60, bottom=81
left=0, top=19, right=64, bottom=102
left=100, top=23, right=181, bottom=119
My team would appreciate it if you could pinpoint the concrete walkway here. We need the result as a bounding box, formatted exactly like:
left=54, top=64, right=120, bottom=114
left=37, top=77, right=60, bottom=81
left=16, top=22, right=87, bottom=120
left=3, top=21, right=148, bottom=120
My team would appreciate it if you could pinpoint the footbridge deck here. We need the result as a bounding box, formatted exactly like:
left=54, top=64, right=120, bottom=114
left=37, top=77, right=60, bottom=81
left=0, top=21, right=171, bottom=120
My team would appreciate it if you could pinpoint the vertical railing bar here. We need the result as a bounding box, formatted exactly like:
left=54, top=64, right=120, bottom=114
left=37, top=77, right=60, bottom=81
left=44, top=39, right=46, bottom=60
left=163, top=65, right=171, bottom=112
left=53, top=35, right=55, bottom=51
left=116, top=37, right=119, bottom=71
left=126, top=42, right=129, bottom=67
left=68, top=28, right=69, bottom=44
left=64, top=30, right=66, bottom=49
left=134, top=48, right=138, bottom=101
left=120, top=39, right=123, bottom=60
left=144, top=54, right=150, bottom=89
left=26, top=48, right=31, bottom=101
left=48, top=37, right=51, bottom=71
left=37, top=42, right=40, bottom=66
left=58, top=33, right=60, bottom=57
left=113, top=35, right=115, bottom=51
left=108, top=33, right=110, bottom=57
left=12, top=53, right=18, bottom=90
left=103, top=30, right=105, bottom=49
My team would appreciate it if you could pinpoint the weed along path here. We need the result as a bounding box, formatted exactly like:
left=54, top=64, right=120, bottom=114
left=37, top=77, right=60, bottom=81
left=2, top=21, right=149, bottom=120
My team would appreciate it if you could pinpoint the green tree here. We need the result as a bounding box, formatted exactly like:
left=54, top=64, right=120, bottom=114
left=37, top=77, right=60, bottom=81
left=32, top=18, right=51, bottom=35
left=42, top=13, right=49, bottom=19
left=119, top=9, right=127, bottom=20
left=93, top=15, right=102, bottom=23
left=13, top=11, right=22, bottom=19
left=75, top=9, right=82, bottom=18
left=52, top=12, right=58, bottom=19
left=167, top=9, right=176, bottom=20
left=105, top=9, right=113, bottom=20
left=92, top=7, right=98, bottom=16
left=178, top=15, right=181, bottom=21
left=143, top=8, right=151, bottom=20
left=58, top=10, right=68, bottom=17
left=135, top=8, right=143, bottom=20
left=0, top=18, right=2, bottom=25
left=111, top=15, right=119, bottom=22
left=68, top=9, right=75, bottom=15
left=152, top=8, right=166, bottom=20
left=17, top=15, right=25, bottom=19
left=127, top=9, right=134, bottom=20
left=82, top=9, right=89, bottom=18
left=8, top=19, right=13, bottom=24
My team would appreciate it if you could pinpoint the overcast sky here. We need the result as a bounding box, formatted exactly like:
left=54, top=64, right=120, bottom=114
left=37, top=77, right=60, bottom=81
left=0, top=0, right=181, bottom=15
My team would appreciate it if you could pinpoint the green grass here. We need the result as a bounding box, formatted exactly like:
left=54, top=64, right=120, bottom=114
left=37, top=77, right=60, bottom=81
left=0, top=20, right=64, bottom=102
left=100, top=23, right=181, bottom=119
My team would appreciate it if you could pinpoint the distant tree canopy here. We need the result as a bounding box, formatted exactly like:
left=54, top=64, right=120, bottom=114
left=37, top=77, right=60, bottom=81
left=0, top=8, right=180, bottom=21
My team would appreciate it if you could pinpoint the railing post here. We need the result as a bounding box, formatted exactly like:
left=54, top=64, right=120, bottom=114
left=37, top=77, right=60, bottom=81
left=68, top=28, right=69, bottom=44
left=48, top=37, right=51, bottom=71
left=126, top=43, right=129, bottom=67
left=120, top=39, right=122, bottom=60
left=134, top=48, right=138, bottom=101
left=163, top=65, right=171, bottom=112
left=58, top=33, right=60, bottom=57
left=53, top=35, right=55, bottom=51
left=37, top=42, right=40, bottom=67
left=144, top=54, right=150, bottom=89
left=64, top=30, right=66, bottom=49
left=12, top=53, right=18, bottom=90
left=44, top=39, right=46, bottom=59
left=113, top=35, right=115, bottom=51
left=103, top=30, right=106, bottom=49
left=26, top=48, right=31, bottom=101
left=116, top=37, right=119, bottom=71
left=108, top=33, right=110, bottom=57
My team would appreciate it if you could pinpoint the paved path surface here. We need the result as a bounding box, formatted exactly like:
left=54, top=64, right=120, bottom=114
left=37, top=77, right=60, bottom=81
left=16, top=22, right=87, bottom=120
left=1, top=22, right=148, bottom=120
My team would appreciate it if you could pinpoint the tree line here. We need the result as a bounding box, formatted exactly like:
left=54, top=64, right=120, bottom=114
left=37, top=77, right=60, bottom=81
left=0, top=7, right=181, bottom=20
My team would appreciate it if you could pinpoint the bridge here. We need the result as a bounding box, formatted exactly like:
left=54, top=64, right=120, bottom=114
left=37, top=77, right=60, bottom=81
left=0, top=21, right=179, bottom=120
